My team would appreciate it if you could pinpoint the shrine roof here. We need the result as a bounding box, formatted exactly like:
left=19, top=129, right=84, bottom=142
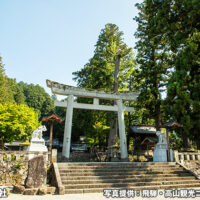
left=163, top=120, right=183, bottom=128
left=141, top=137, right=158, bottom=145
left=130, top=125, right=156, bottom=135
left=42, top=113, right=64, bottom=123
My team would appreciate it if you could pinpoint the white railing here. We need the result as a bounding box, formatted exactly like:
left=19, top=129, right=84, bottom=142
left=174, top=151, right=200, bottom=162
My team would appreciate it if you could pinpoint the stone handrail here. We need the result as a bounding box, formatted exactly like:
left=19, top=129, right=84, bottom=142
left=51, top=163, right=65, bottom=195
left=174, top=151, right=200, bottom=162
left=174, top=151, right=200, bottom=180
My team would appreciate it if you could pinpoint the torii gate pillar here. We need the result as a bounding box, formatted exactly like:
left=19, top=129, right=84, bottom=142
left=62, top=95, right=74, bottom=158
left=117, top=99, right=128, bottom=160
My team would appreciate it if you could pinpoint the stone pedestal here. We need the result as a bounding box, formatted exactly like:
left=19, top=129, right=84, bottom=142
left=26, top=139, right=48, bottom=160
left=153, top=131, right=169, bottom=162
left=153, top=143, right=174, bottom=162
left=153, top=144, right=168, bottom=162
left=26, top=126, right=48, bottom=160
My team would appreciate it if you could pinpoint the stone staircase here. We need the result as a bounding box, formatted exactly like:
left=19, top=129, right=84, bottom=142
left=57, top=162, right=200, bottom=194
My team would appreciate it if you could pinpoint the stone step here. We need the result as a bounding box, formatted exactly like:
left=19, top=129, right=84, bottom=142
left=57, top=162, right=200, bottom=194
left=62, top=177, right=196, bottom=185
left=64, top=180, right=200, bottom=189
left=58, top=162, right=176, bottom=167
left=64, top=183, right=200, bottom=194
left=59, top=167, right=184, bottom=173
left=60, top=173, right=193, bottom=180
left=59, top=169, right=188, bottom=177
left=58, top=162, right=178, bottom=165
left=58, top=165, right=181, bottom=170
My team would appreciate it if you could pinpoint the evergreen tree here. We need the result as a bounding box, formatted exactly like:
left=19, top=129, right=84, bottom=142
left=7, top=78, right=25, bottom=104
left=134, top=0, right=170, bottom=129
left=73, top=24, right=136, bottom=154
left=0, top=57, right=15, bottom=104
left=154, top=0, right=200, bottom=148
left=18, top=82, right=54, bottom=119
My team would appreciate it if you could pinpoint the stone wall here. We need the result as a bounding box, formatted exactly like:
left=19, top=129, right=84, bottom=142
left=0, top=151, right=50, bottom=186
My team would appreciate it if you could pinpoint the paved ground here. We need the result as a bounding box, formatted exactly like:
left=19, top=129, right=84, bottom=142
left=5, top=189, right=200, bottom=200
left=5, top=193, right=200, bottom=200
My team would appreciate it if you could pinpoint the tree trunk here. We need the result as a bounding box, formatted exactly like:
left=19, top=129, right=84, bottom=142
left=0, top=137, right=4, bottom=150
left=108, top=120, right=118, bottom=147
left=113, top=55, right=120, bottom=92
left=49, top=121, right=53, bottom=152
left=181, top=130, right=190, bottom=149
left=108, top=55, right=121, bottom=159
left=195, top=129, right=200, bottom=150
left=127, top=131, right=131, bottom=153
left=127, top=111, right=132, bottom=153
left=150, top=47, right=162, bottom=131
left=155, top=102, right=162, bottom=131
left=196, top=135, right=200, bottom=150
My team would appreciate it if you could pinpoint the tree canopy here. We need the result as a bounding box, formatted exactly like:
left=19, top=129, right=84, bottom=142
left=134, top=0, right=200, bottom=148
left=18, top=82, right=54, bottom=119
left=72, top=23, right=138, bottom=150
left=134, top=0, right=170, bottom=128
left=0, top=103, right=40, bottom=144
left=0, top=56, right=54, bottom=144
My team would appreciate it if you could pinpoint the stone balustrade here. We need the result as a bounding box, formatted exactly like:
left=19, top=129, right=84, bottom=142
left=0, top=151, right=51, bottom=162
left=174, top=151, right=200, bottom=179
left=174, top=151, right=200, bottom=162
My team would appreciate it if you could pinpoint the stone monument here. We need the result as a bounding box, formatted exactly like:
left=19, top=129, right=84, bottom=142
left=26, top=126, right=48, bottom=160
left=153, top=131, right=168, bottom=162
left=25, top=155, right=47, bottom=188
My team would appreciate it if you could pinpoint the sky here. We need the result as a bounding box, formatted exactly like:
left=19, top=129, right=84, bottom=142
left=0, top=0, right=142, bottom=96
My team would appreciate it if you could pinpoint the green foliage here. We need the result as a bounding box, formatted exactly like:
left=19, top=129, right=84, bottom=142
left=11, top=154, right=16, bottom=161
left=0, top=57, right=25, bottom=105
left=88, top=122, right=109, bottom=148
left=169, top=132, right=183, bottom=150
left=134, top=0, right=171, bottom=127
left=14, top=162, right=24, bottom=169
left=0, top=103, right=41, bottom=144
left=0, top=57, right=15, bottom=104
left=51, top=105, right=66, bottom=141
left=150, top=0, right=200, bottom=147
left=3, top=154, right=7, bottom=161
left=7, top=78, right=25, bottom=104
left=72, top=23, right=138, bottom=145
left=73, top=23, right=132, bottom=91
left=18, top=82, right=54, bottom=119
left=133, top=0, right=200, bottom=148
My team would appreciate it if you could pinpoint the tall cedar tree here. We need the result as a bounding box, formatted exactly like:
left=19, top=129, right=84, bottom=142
left=151, top=0, right=200, bottom=148
left=134, top=0, right=170, bottom=129
left=73, top=24, right=133, bottom=153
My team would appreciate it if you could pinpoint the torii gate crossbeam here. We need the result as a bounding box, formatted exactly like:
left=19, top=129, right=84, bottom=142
left=46, top=80, right=139, bottom=160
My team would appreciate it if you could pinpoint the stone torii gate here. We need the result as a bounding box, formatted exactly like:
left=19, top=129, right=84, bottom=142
left=46, top=80, right=139, bottom=160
